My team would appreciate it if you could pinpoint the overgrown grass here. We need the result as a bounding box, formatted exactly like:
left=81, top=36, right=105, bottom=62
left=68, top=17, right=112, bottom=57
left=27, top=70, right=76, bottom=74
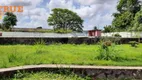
left=1, top=71, right=87, bottom=80
left=0, top=44, right=142, bottom=68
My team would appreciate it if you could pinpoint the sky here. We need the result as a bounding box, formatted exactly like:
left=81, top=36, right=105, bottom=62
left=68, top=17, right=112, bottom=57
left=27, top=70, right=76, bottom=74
left=0, top=0, right=119, bottom=30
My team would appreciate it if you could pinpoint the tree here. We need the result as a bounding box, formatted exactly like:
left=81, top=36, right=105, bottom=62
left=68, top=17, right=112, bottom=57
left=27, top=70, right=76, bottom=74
left=132, top=10, right=142, bottom=31
left=112, top=0, right=141, bottom=31
left=112, top=11, right=134, bottom=31
left=117, top=0, right=141, bottom=14
left=2, top=12, right=17, bottom=30
left=48, top=8, right=84, bottom=33
left=103, top=25, right=114, bottom=32
left=93, top=26, right=98, bottom=30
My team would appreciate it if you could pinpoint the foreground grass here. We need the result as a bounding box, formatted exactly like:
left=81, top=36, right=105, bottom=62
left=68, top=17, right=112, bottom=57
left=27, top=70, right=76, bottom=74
left=1, top=71, right=86, bottom=80
left=0, top=44, right=142, bottom=68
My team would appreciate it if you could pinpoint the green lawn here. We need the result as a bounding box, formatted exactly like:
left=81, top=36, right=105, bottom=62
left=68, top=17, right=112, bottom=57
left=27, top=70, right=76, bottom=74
left=0, top=44, right=142, bottom=68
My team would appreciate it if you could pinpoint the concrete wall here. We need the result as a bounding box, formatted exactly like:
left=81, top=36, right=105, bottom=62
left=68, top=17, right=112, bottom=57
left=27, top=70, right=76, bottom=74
left=0, top=32, right=88, bottom=38
left=102, top=32, right=142, bottom=38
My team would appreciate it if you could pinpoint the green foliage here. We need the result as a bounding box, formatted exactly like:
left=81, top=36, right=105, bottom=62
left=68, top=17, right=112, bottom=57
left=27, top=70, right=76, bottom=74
left=14, top=71, right=27, bottom=79
left=113, top=33, right=122, bottom=37
left=129, top=41, right=139, bottom=47
left=55, top=28, right=72, bottom=33
left=100, top=37, right=121, bottom=45
left=112, top=0, right=141, bottom=31
left=36, top=26, right=42, bottom=29
left=48, top=8, right=84, bottom=33
left=131, top=10, right=142, bottom=31
left=34, top=39, right=46, bottom=54
left=103, top=41, right=112, bottom=47
left=8, top=53, right=18, bottom=62
left=0, top=44, right=142, bottom=68
left=2, top=71, right=86, bottom=80
left=112, top=11, right=134, bottom=31
left=96, top=41, right=121, bottom=61
left=117, top=0, right=141, bottom=13
left=2, top=12, right=17, bottom=31
left=103, top=25, right=114, bottom=32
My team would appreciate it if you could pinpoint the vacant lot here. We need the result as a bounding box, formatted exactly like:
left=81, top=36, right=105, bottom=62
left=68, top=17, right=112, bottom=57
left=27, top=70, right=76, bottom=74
left=0, top=44, right=142, bottom=68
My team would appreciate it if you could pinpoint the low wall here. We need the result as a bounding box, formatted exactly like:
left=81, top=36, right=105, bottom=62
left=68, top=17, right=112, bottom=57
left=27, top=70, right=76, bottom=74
left=0, top=37, right=142, bottom=45
left=0, top=37, right=100, bottom=45
left=0, top=65, right=142, bottom=79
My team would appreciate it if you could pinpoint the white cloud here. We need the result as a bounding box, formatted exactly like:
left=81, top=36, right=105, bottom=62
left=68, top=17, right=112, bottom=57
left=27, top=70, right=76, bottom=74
left=76, top=0, right=117, bottom=5
left=16, top=8, right=49, bottom=28
left=0, top=0, right=118, bottom=30
left=46, top=0, right=118, bottom=30
left=47, top=0, right=74, bottom=11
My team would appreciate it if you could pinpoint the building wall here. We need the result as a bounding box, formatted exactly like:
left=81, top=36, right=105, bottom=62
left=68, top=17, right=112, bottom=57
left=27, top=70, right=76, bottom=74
left=0, top=32, right=88, bottom=38
left=102, top=32, right=142, bottom=38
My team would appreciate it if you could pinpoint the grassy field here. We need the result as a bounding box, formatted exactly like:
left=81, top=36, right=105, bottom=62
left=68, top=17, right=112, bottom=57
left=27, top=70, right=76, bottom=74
left=0, top=44, right=142, bottom=68
left=1, top=71, right=87, bottom=80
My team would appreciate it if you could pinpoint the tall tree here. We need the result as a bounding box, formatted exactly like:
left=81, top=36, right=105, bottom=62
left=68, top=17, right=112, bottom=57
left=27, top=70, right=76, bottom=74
left=117, top=0, right=141, bottom=14
left=112, top=11, right=134, bottom=31
left=48, top=8, right=84, bottom=33
left=132, top=10, right=142, bottom=31
left=112, top=0, right=141, bottom=31
left=2, top=12, right=17, bottom=30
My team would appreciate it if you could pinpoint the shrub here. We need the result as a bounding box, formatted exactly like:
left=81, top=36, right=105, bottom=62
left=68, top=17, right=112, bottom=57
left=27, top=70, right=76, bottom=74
left=100, top=37, right=121, bottom=45
left=129, top=41, right=139, bottom=47
left=113, top=33, right=121, bottom=37
left=96, top=42, right=121, bottom=61
left=103, top=41, right=112, bottom=47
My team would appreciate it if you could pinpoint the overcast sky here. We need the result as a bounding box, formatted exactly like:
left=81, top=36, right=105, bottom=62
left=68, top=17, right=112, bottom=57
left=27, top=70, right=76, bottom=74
left=0, top=0, right=119, bottom=30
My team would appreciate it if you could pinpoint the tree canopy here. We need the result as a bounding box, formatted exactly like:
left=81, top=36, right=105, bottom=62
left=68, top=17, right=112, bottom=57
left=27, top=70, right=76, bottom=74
left=2, top=12, right=17, bottom=30
left=103, top=25, right=114, bottom=32
left=132, top=10, right=142, bottom=31
left=112, top=0, right=142, bottom=32
left=112, top=11, right=134, bottom=31
left=117, top=0, right=141, bottom=13
left=48, top=8, right=84, bottom=33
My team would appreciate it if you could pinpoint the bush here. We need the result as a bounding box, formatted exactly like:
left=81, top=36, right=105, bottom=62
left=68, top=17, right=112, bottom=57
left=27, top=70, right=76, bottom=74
left=103, top=41, right=112, bottom=46
left=100, top=37, right=121, bottom=45
left=36, top=26, right=42, bottom=29
left=113, top=33, right=121, bottom=37
left=129, top=41, right=139, bottom=47
left=96, top=42, right=121, bottom=61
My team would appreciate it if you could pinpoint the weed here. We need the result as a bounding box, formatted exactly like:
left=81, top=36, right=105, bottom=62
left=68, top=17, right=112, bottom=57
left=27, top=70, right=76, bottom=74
left=96, top=42, right=121, bottom=61
left=129, top=41, right=139, bottom=47
left=34, top=39, right=46, bottom=54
